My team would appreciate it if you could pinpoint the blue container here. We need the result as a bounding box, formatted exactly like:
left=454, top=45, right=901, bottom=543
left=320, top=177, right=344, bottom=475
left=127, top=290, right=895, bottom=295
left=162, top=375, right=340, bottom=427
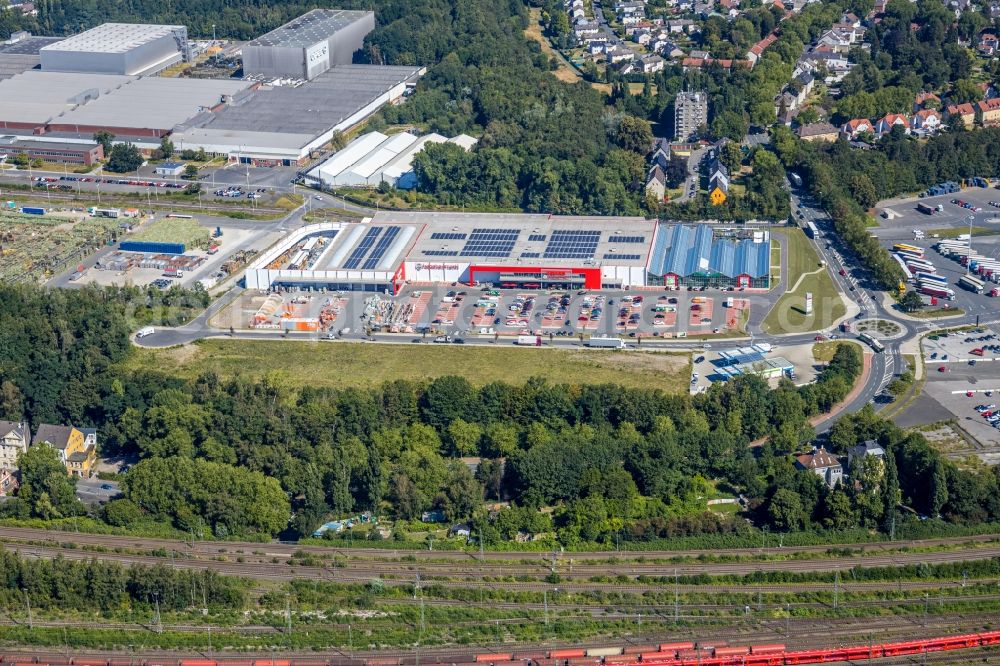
left=120, top=240, right=186, bottom=254
left=21, top=206, right=45, bottom=215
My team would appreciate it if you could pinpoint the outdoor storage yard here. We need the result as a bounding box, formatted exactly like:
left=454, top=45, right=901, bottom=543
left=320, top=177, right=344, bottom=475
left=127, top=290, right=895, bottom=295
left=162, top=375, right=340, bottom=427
left=0, top=209, right=119, bottom=282
left=218, top=285, right=759, bottom=340
left=126, top=339, right=692, bottom=390
left=130, top=215, right=213, bottom=250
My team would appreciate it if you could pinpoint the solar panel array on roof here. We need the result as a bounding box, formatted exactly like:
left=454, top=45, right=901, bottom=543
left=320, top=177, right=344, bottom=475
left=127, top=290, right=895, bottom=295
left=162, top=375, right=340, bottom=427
left=431, top=232, right=466, bottom=240
left=608, top=235, right=645, bottom=243
left=460, top=228, right=520, bottom=257
left=605, top=253, right=642, bottom=260
left=544, top=230, right=601, bottom=259
left=362, top=226, right=401, bottom=269
left=343, top=226, right=383, bottom=269
left=423, top=250, right=458, bottom=256
left=521, top=252, right=541, bottom=258
left=528, top=234, right=547, bottom=242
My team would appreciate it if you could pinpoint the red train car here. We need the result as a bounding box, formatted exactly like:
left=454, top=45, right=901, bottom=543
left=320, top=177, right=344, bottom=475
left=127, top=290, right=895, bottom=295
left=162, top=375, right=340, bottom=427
left=980, top=631, right=1000, bottom=646
left=712, top=648, right=749, bottom=658
left=549, top=651, right=585, bottom=660
left=750, top=645, right=784, bottom=655
left=657, top=644, right=693, bottom=654
left=622, top=646, right=657, bottom=656
left=475, top=655, right=513, bottom=663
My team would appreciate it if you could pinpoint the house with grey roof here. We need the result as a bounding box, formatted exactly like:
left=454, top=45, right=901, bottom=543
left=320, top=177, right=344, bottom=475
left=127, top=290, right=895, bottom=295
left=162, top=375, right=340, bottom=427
left=0, top=420, right=29, bottom=470
left=796, top=446, right=844, bottom=488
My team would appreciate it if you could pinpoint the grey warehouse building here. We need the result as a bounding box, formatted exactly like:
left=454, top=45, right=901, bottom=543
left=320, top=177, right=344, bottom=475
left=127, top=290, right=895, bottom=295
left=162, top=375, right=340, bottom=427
left=241, top=9, right=375, bottom=81
left=39, top=23, right=190, bottom=75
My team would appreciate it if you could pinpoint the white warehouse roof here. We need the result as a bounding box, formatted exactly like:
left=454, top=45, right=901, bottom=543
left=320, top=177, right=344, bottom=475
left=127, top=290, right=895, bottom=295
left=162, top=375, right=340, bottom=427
left=309, top=130, right=477, bottom=188
left=40, top=23, right=184, bottom=54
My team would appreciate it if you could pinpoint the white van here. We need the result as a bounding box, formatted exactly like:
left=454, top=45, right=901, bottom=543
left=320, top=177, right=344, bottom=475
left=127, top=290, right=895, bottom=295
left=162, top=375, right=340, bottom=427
left=136, top=326, right=155, bottom=339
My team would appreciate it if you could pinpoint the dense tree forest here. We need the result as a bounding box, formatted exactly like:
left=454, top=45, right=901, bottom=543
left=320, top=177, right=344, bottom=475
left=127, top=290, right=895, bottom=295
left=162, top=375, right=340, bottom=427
left=3, top=284, right=999, bottom=546
left=0, top=550, right=245, bottom=611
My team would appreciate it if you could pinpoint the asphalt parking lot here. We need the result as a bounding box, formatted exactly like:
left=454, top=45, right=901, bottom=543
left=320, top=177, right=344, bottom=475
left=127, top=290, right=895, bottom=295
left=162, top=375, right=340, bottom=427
left=914, top=325, right=1000, bottom=446
left=230, top=284, right=778, bottom=342
left=877, top=187, right=1000, bottom=233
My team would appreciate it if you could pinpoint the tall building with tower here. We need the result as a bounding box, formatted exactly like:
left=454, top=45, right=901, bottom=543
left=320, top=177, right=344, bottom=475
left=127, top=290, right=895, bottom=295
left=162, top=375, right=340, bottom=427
left=674, top=91, right=708, bottom=141
left=241, top=9, right=375, bottom=81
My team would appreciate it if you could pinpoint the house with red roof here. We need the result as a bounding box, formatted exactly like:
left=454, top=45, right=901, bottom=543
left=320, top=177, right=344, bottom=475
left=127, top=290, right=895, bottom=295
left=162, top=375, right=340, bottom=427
left=840, top=118, right=873, bottom=139
left=746, top=32, right=778, bottom=67
left=913, top=91, right=941, bottom=111
left=875, top=113, right=909, bottom=135
left=978, top=98, right=1000, bottom=126
left=947, top=102, right=976, bottom=127
left=910, top=108, right=942, bottom=132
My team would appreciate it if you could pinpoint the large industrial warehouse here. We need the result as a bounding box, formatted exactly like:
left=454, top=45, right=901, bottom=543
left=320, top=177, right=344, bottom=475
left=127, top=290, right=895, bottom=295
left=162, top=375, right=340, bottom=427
left=245, top=212, right=658, bottom=293
left=173, top=64, right=424, bottom=165
left=244, top=217, right=772, bottom=294
left=242, top=9, right=375, bottom=81
left=0, top=13, right=423, bottom=165
left=39, top=23, right=190, bottom=75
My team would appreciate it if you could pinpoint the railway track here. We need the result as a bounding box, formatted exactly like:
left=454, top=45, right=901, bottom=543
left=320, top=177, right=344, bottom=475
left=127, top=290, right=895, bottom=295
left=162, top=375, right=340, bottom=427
left=6, top=189, right=285, bottom=215
left=7, top=538, right=1000, bottom=589
left=0, top=527, right=995, bottom=563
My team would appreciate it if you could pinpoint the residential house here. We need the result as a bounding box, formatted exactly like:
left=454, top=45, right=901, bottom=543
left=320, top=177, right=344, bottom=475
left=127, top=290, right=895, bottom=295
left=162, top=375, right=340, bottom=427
left=449, top=522, right=472, bottom=539
left=848, top=440, right=885, bottom=471
left=774, top=91, right=799, bottom=118
left=689, top=49, right=710, bottom=59
left=633, top=29, right=652, bottom=45
left=616, top=0, right=647, bottom=15
left=796, top=121, right=839, bottom=141
left=589, top=40, right=608, bottom=55
left=650, top=138, right=671, bottom=169
left=681, top=57, right=745, bottom=71
left=31, top=423, right=97, bottom=478
left=706, top=149, right=729, bottom=205
left=816, top=28, right=854, bottom=53
left=946, top=102, right=976, bottom=127
left=795, top=446, right=844, bottom=488
left=0, top=467, right=16, bottom=496
left=0, top=420, right=29, bottom=470
left=667, top=19, right=697, bottom=33
left=875, top=113, right=909, bottom=135
left=574, top=19, right=601, bottom=40
left=979, top=33, right=999, bottom=57
left=911, top=108, right=942, bottom=132
left=606, top=45, right=636, bottom=63
left=979, top=98, right=1000, bottom=126
left=718, top=0, right=740, bottom=17
left=840, top=11, right=861, bottom=26
left=746, top=32, right=778, bottom=68
left=646, top=165, right=667, bottom=201
left=840, top=117, right=873, bottom=139
left=572, top=6, right=586, bottom=19
left=656, top=39, right=685, bottom=59
left=799, top=51, right=852, bottom=81
left=639, top=54, right=665, bottom=72
left=913, top=91, right=941, bottom=111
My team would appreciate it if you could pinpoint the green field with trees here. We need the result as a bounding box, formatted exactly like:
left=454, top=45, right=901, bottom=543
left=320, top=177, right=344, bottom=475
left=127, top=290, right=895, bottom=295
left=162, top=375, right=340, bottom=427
left=3, top=284, right=997, bottom=550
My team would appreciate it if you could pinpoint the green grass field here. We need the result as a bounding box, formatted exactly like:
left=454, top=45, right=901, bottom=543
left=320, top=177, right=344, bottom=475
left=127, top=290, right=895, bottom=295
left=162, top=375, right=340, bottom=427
left=926, top=226, right=996, bottom=239
left=762, top=229, right=846, bottom=334
left=125, top=339, right=692, bottom=391
left=132, top=216, right=211, bottom=249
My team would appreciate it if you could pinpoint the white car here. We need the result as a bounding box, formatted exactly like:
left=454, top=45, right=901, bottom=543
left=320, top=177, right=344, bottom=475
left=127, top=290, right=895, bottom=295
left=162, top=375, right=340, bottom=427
left=314, top=195, right=323, bottom=200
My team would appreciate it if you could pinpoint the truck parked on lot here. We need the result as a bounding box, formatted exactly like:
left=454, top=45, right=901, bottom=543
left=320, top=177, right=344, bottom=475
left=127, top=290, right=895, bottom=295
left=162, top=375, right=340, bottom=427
left=136, top=326, right=155, bottom=339
left=916, top=202, right=942, bottom=215
left=20, top=206, right=45, bottom=215
left=586, top=336, right=627, bottom=349
left=516, top=335, right=542, bottom=346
